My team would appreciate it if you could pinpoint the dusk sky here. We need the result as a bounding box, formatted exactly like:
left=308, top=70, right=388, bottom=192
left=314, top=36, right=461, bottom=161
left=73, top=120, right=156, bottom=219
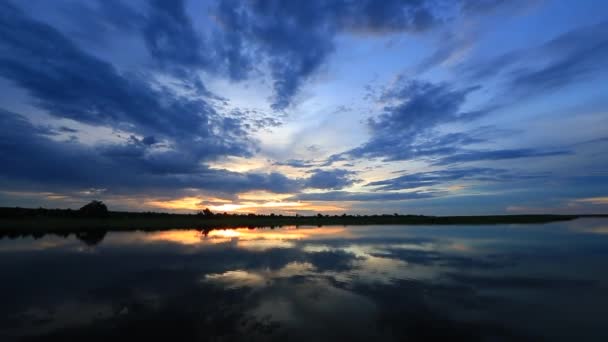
left=1, top=0, right=607, bottom=215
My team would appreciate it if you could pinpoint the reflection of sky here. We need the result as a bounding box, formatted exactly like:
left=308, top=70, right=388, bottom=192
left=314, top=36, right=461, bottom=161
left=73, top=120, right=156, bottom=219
left=1, top=219, right=608, bottom=340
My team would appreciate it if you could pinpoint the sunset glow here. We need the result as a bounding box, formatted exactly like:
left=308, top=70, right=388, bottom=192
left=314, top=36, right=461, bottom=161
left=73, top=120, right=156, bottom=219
left=0, top=0, right=606, bottom=214
left=2, top=1, right=608, bottom=340
left=140, top=226, right=351, bottom=247
left=146, top=196, right=347, bottom=214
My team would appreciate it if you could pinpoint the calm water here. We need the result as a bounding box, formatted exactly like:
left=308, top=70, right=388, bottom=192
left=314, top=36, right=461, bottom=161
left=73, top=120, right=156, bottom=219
left=1, top=219, right=608, bottom=341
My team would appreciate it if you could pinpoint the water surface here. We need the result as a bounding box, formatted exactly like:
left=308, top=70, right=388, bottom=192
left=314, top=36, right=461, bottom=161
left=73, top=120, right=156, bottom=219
left=2, top=219, right=608, bottom=341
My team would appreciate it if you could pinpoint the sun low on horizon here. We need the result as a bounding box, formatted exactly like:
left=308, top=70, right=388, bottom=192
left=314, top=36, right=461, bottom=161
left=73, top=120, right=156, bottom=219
left=0, top=0, right=607, bottom=215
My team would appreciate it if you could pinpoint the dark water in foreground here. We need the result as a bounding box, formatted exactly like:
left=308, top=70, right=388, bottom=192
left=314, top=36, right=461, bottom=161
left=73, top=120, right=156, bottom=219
left=1, top=219, right=608, bottom=341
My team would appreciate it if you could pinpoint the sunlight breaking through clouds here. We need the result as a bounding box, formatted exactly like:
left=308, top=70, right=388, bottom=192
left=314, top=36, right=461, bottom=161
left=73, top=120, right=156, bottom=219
left=0, top=0, right=606, bottom=214
left=146, top=195, right=347, bottom=214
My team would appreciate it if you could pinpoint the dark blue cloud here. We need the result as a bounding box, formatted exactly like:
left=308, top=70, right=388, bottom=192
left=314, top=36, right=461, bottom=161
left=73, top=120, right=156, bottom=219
left=305, top=169, right=358, bottom=190
left=7, top=0, right=537, bottom=113
left=274, top=159, right=320, bottom=168
left=434, top=149, right=570, bottom=165
left=213, top=0, right=443, bottom=110
left=143, top=0, right=206, bottom=68
left=292, top=191, right=437, bottom=202
left=58, top=126, right=79, bottom=134
left=0, top=110, right=299, bottom=196
left=367, top=167, right=547, bottom=191
left=52, top=0, right=444, bottom=111
left=0, top=1, right=252, bottom=162
left=332, top=77, right=572, bottom=166
left=337, top=79, right=485, bottom=162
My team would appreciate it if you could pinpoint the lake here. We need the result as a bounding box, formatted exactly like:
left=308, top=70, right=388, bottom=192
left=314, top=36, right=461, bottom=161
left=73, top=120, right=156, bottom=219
left=1, top=218, right=608, bottom=341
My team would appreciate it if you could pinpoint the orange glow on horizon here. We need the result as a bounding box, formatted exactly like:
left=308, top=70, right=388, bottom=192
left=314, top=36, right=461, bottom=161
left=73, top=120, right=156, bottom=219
left=146, top=197, right=205, bottom=211
left=146, top=195, right=347, bottom=213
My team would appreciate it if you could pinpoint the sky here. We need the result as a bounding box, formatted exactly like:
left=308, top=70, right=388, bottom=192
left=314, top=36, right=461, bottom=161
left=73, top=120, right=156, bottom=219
left=0, top=0, right=607, bottom=215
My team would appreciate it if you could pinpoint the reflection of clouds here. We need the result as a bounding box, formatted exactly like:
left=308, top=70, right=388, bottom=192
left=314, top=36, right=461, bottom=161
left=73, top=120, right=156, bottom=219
left=5, top=221, right=608, bottom=341
left=447, top=242, right=472, bottom=251
left=3, top=301, right=114, bottom=337
left=341, top=255, right=411, bottom=285
left=144, top=230, right=204, bottom=245
left=204, top=262, right=316, bottom=289
left=584, top=226, right=608, bottom=234
left=198, top=232, right=443, bottom=288
left=279, top=261, right=316, bottom=276
left=134, top=227, right=351, bottom=250
left=0, top=236, right=81, bottom=252
left=236, top=239, right=295, bottom=251
left=250, top=279, right=380, bottom=340
left=392, top=242, right=436, bottom=251
left=205, top=270, right=267, bottom=289
left=565, top=218, right=608, bottom=235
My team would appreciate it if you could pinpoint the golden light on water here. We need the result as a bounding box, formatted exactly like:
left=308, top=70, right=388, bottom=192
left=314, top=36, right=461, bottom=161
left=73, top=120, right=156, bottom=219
left=145, top=230, right=204, bottom=245
left=141, top=226, right=351, bottom=247
left=208, top=226, right=349, bottom=241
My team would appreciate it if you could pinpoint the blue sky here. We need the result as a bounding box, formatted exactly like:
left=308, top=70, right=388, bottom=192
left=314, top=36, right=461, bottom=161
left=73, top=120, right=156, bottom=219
left=0, top=0, right=607, bottom=214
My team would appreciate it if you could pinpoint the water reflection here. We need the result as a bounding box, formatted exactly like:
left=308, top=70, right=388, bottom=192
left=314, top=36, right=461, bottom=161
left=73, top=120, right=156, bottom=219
left=1, top=219, right=608, bottom=341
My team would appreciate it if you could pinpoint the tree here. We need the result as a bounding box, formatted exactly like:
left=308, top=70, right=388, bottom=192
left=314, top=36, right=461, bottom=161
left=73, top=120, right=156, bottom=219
left=79, top=200, right=108, bottom=217
left=202, top=208, right=214, bottom=217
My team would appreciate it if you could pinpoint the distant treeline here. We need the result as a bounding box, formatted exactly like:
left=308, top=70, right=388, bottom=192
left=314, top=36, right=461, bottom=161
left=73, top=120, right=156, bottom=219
left=0, top=202, right=603, bottom=247
left=0, top=203, right=583, bottom=222
left=0, top=200, right=590, bottom=233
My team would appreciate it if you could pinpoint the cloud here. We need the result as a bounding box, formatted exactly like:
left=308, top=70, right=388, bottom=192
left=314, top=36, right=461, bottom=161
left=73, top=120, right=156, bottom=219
left=0, top=2, right=256, bottom=163
left=212, top=0, right=445, bottom=110
left=292, top=191, right=437, bottom=202
left=143, top=0, right=207, bottom=69
left=6, top=0, right=551, bottom=114
left=332, top=76, right=572, bottom=166
left=366, top=167, right=547, bottom=191
left=274, top=159, right=320, bottom=168
left=462, top=21, right=608, bottom=96
left=337, top=79, right=485, bottom=162
left=305, top=169, right=358, bottom=190
left=574, top=197, right=608, bottom=205
left=433, top=148, right=570, bottom=165
left=0, top=110, right=299, bottom=196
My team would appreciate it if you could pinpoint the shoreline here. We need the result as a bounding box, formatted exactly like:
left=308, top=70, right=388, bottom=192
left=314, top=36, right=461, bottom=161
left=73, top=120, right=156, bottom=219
left=1, top=212, right=603, bottom=235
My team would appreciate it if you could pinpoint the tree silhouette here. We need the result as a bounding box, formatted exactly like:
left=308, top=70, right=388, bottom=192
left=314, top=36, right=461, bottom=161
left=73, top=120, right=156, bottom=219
left=79, top=200, right=109, bottom=217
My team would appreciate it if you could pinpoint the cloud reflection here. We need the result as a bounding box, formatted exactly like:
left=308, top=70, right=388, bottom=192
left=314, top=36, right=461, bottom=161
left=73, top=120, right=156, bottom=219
left=3, top=220, right=608, bottom=340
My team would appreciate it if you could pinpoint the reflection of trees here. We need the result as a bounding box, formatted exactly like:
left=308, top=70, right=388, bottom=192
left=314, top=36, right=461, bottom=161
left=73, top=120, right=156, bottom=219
left=76, top=231, right=107, bottom=246
left=0, top=230, right=107, bottom=246
left=20, top=279, right=282, bottom=341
